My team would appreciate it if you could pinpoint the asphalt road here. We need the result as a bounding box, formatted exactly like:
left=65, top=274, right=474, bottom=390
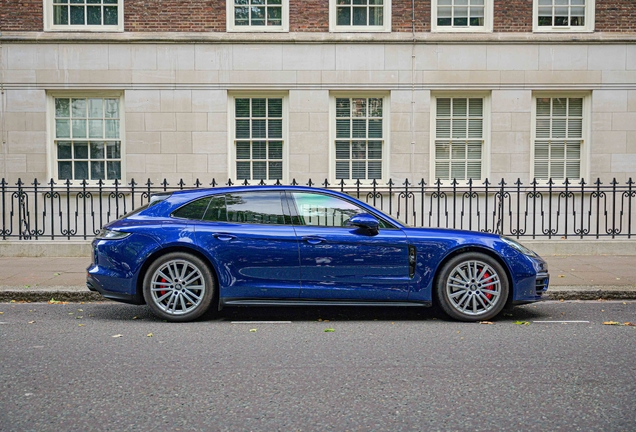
left=1, top=301, right=635, bottom=432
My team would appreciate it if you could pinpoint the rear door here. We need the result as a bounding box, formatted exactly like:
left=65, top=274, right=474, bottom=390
left=192, top=191, right=301, bottom=300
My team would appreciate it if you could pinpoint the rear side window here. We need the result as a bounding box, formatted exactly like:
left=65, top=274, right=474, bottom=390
left=201, top=191, right=289, bottom=225
left=172, top=197, right=211, bottom=220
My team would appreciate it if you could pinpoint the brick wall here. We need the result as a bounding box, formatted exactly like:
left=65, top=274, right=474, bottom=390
left=494, top=0, right=533, bottom=32
left=124, top=0, right=224, bottom=32
left=596, top=0, right=636, bottom=32
left=1, top=0, right=636, bottom=33
left=393, top=0, right=430, bottom=32
left=0, top=0, right=42, bottom=31
left=290, top=0, right=329, bottom=32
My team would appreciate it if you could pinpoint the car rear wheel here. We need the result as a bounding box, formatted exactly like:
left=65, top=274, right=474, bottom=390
left=143, top=252, right=215, bottom=322
left=436, top=252, right=509, bottom=322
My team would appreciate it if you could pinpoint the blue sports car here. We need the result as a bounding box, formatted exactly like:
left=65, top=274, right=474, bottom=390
left=87, top=186, right=549, bottom=322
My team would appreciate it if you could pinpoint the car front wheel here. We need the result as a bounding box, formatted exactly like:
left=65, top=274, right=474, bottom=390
left=436, top=252, right=509, bottom=322
left=143, top=252, right=215, bottom=322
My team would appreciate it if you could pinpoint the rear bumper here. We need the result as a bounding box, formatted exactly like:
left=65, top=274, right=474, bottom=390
left=86, top=271, right=145, bottom=305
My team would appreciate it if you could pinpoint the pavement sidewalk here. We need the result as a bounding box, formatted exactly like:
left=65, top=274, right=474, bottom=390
left=0, top=255, right=635, bottom=303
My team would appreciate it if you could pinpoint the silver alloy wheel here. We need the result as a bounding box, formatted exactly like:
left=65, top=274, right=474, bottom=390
left=149, top=259, right=206, bottom=316
left=445, top=260, right=502, bottom=316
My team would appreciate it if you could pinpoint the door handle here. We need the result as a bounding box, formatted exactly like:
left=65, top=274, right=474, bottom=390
left=302, top=236, right=326, bottom=245
left=213, top=233, right=236, bottom=242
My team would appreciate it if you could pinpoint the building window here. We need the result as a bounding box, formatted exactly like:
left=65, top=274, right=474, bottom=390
left=534, top=0, right=594, bottom=32
left=330, top=0, right=391, bottom=32
left=52, top=96, right=123, bottom=182
left=333, top=96, right=387, bottom=182
left=231, top=97, right=287, bottom=182
left=44, top=0, right=123, bottom=31
left=432, top=96, right=488, bottom=182
left=227, top=0, right=289, bottom=32
left=533, top=96, right=586, bottom=180
left=432, top=0, right=493, bottom=32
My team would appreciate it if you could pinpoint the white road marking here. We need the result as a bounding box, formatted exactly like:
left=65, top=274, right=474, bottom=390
left=231, top=321, right=292, bottom=324
left=532, top=320, right=590, bottom=323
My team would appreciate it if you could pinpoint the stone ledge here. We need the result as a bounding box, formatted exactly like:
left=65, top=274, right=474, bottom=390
left=2, top=31, right=636, bottom=44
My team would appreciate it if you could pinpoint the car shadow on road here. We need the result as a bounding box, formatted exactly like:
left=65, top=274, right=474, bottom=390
left=83, top=301, right=547, bottom=323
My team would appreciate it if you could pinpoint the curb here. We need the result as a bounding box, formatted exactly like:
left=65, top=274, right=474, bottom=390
left=1, top=288, right=636, bottom=303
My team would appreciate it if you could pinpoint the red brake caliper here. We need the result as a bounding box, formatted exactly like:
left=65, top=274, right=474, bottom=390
left=483, top=270, right=493, bottom=300
left=160, top=277, right=167, bottom=297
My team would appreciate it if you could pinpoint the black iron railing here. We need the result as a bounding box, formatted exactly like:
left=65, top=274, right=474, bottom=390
left=1, top=177, right=634, bottom=240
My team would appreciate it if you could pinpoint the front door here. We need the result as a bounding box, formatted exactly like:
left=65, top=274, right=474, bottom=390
left=287, top=192, right=411, bottom=301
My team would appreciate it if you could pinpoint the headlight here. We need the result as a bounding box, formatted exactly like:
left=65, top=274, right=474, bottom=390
left=501, top=237, right=538, bottom=257
left=96, top=229, right=131, bottom=240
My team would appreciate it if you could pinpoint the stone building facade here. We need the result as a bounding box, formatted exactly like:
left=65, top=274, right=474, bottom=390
left=1, top=0, right=635, bottom=187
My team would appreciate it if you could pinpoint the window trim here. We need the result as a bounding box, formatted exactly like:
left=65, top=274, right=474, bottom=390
left=226, top=0, right=290, bottom=32
left=530, top=92, right=591, bottom=183
left=431, top=0, right=494, bottom=33
left=43, top=0, right=124, bottom=32
left=47, top=91, right=126, bottom=185
left=533, top=0, right=595, bottom=33
left=329, top=0, right=392, bottom=33
left=329, top=92, right=391, bottom=185
left=429, top=92, right=491, bottom=185
left=227, top=92, right=290, bottom=184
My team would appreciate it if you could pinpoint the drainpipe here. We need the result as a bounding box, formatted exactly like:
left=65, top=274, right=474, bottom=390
left=410, top=0, right=416, bottom=180
left=0, top=40, right=6, bottom=180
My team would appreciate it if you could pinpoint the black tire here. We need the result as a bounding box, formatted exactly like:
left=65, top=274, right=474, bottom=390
left=435, top=252, right=509, bottom=322
left=143, top=252, right=215, bottom=322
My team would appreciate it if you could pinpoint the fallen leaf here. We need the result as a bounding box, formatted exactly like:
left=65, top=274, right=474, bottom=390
left=0, top=312, right=4, bottom=315
left=146, top=333, right=153, bottom=337
left=77, top=309, right=83, bottom=312
left=23, top=285, right=30, bottom=288
left=53, top=273, right=60, bottom=276
left=324, top=328, right=335, bottom=332
left=603, top=321, right=621, bottom=326
left=249, top=329, right=257, bottom=332
left=76, top=316, right=82, bottom=319
left=323, top=320, right=330, bottom=322
left=112, top=334, right=123, bottom=338
left=78, top=324, right=85, bottom=327
left=479, top=321, right=494, bottom=325
left=28, top=321, right=35, bottom=324
left=558, top=275, right=565, bottom=278
left=513, top=321, right=530, bottom=326
left=559, top=299, right=565, bottom=302
left=624, top=322, right=636, bottom=327
left=318, top=319, right=323, bottom=322
left=48, top=298, right=68, bottom=305
left=616, top=278, right=621, bottom=280
left=623, top=302, right=627, bottom=305
left=132, top=316, right=139, bottom=320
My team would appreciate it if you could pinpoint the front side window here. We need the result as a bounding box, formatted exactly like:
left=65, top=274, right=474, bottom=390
left=534, top=0, right=594, bottom=32
left=227, top=0, right=289, bottom=32
left=432, top=0, right=493, bottom=32
left=53, top=96, right=123, bottom=182
left=334, top=97, right=385, bottom=182
left=291, top=192, right=364, bottom=227
left=433, top=96, right=485, bottom=182
left=533, top=96, right=585, bottom=180
left=330, top=0, right=391, bottom=32
left=232, top=97, right=285, bottom=183
left=45, top=0, right=123, bottom=31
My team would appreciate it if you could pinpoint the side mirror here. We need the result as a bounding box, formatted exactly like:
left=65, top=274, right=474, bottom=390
left=348, top=213, right=380, bottom=233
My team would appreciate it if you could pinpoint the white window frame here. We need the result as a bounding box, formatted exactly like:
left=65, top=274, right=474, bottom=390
left=329, top=92, right=391, bottom=185
left=47, top=91, right=126, bottom=185
left=228, top=92, right=289, bottom=184
left=533, top=0, right=595, bottom=33
left=530, top=92, right=591, bottom=182
left=43, top=0, right=124, bottom=32
left=431, top=0, right=493, bottom=33
left=329, top=0, right=391, bottom=33
left=226, top=0, right=289, bottom=32
left=429, top=92, right=491, bottom=185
